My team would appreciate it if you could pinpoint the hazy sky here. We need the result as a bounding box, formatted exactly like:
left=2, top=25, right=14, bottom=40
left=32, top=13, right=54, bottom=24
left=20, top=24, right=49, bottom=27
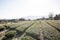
left=0, top=0, right=60, bottom=19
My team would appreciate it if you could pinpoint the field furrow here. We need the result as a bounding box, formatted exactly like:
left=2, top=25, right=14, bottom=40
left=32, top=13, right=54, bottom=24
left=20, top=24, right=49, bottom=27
left=41, top=21, right=60, bottom=40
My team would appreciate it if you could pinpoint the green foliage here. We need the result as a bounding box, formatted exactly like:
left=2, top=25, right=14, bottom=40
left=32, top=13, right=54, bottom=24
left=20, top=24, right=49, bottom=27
left=5, top=30, right=17, bottom=38
left=1, top=21, right=60, bottom=40
left=16, top=21, right=34, bottom=32
left=26, top=21, right=40, bottom=37
left=0, top=26, right=5, bottom=31
left=21, top=36, right=36, bottom=40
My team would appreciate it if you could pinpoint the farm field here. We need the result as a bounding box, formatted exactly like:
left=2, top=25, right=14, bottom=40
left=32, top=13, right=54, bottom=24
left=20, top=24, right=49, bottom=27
left=0, top=20, right=60, bottom=40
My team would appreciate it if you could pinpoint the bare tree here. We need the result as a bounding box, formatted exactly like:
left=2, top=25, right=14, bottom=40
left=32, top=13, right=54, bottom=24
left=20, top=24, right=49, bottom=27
left=48, top=13, right=53, bottom=20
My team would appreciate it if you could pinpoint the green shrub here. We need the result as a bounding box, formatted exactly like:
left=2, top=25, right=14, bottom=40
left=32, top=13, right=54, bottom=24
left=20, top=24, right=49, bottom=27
left=0, top=26, right=5, bottom=31
left=5, top=30, right=17, bottom=38
left=21, top=37, right=28, bottom=40
left=21, top=36, right=36, bottom=40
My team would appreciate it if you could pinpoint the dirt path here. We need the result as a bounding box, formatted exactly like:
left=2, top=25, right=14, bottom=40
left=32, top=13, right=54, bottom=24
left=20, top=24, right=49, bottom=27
left=0, top=30, right=8, bottom=40
left=39, top=21, right=44, bottom=40
left=12, top=33, right=26, bottom=40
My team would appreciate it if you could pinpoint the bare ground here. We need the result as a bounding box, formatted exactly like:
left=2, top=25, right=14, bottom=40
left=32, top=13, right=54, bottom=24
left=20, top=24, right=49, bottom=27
left=39, top=22, right=44, bottom=40
left=0, top=30, right=8, bottom=40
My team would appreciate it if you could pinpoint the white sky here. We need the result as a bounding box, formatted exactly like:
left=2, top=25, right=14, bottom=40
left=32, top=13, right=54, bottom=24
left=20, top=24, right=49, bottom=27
left=0, top=0, right=60, bottom=19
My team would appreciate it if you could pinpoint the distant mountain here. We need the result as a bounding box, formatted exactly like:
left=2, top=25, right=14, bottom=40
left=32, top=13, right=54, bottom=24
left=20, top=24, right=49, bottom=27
left=23, top=16, right=42, bottom=20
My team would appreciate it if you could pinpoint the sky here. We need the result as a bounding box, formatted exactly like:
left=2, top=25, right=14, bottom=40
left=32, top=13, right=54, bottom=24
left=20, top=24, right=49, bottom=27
left=0, top=0, right=60, bottom=19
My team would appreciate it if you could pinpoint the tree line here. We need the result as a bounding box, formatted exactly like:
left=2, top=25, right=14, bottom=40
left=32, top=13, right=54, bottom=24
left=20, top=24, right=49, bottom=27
left=0, top=13, right=60, bottom=23
left=48, top=13, right=60, bottom=20
left=36, top=13, right=60, bottom=20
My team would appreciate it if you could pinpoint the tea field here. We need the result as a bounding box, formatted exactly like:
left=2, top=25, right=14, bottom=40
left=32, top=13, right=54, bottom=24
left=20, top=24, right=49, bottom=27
left=0, top=20, right=60, bottom=40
